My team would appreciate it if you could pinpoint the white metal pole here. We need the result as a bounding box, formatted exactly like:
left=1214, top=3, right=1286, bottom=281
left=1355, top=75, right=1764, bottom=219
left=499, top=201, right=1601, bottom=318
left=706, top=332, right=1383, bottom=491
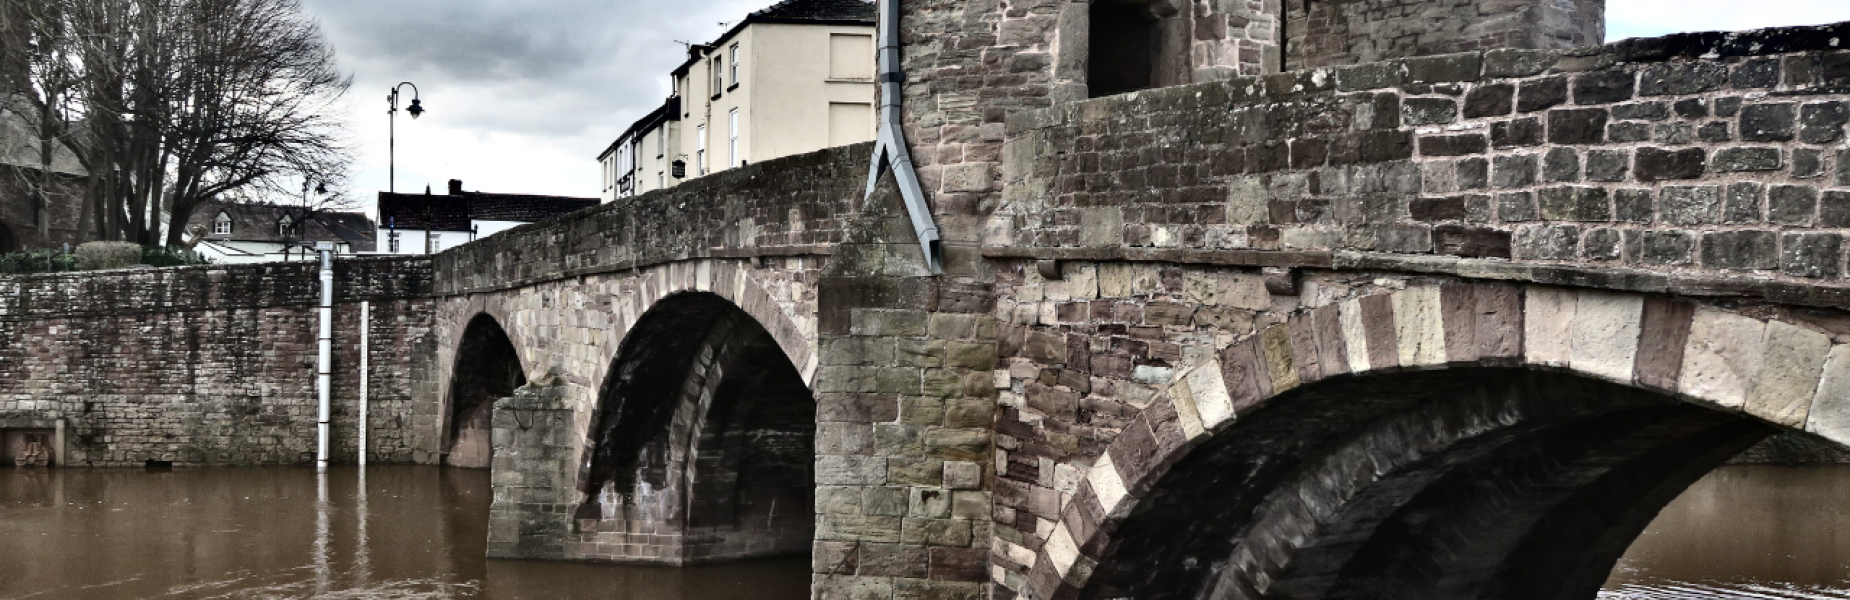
left=359, top=300, right=370, bottom=467
left=316, top=243, right=333, bottom=473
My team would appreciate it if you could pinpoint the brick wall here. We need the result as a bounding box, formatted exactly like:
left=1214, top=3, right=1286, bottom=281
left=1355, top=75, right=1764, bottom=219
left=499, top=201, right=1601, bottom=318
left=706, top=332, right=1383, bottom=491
left=0, top=256, right=434, bottom=466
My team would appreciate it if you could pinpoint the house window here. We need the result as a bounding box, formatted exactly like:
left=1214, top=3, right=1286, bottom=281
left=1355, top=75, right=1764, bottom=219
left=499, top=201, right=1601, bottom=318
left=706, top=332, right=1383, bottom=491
left=659, top=171, right=665, bottom=189
left=388, top=231, right=400, bottom=253
left=656, top=128, right=665, bottom=157
left=712, top=57, right=723, bottom=97
left=213, top=212, right=232, bottom=235
left=277, top=214, right=296, bottom=237
left=729, top=44, right=740, bottom=86
left=430, top=233, right=442, bottom=253
left=697, top=125, right=707, bottom=175
left=729, top=109, right=740, bottom=168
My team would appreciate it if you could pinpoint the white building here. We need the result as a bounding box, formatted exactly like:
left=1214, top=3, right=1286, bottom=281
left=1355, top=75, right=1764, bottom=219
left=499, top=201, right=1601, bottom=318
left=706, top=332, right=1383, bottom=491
left=186, top=199, right=376, bottom=263
left=599, top=0, right=877, bottom=201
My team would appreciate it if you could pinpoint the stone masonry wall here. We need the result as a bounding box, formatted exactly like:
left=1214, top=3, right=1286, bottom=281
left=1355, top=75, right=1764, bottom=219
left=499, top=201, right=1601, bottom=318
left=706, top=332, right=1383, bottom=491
left=1284, top=0, right=1603, bottom=70
left=999, top=23, right=1850, bottom=309
left=0, top=257, right=434, bottom=466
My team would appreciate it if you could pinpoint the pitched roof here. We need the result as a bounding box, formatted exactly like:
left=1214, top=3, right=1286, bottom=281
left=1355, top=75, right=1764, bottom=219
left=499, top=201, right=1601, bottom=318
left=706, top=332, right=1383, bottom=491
left=377, top=182, right=598, bottom=232
left=189, top=200, right=378, bottom=251
left=748, top=0, right=876, bottom=23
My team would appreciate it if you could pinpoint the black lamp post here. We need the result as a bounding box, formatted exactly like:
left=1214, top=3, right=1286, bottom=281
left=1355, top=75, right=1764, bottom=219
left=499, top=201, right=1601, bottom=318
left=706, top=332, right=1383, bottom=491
left=386, top=82, right=425, bottom=195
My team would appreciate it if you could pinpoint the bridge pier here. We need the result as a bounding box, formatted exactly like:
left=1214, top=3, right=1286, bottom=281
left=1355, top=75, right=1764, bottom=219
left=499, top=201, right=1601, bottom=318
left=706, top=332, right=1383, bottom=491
left=486, top=373, right=577, bottom=560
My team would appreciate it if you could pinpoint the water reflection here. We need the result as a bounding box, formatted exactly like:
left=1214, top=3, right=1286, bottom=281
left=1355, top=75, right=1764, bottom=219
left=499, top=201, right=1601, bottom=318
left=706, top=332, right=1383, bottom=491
left=1603, top=466, right=1850, bottom=599
left=0, top=466, right=810, bottom=600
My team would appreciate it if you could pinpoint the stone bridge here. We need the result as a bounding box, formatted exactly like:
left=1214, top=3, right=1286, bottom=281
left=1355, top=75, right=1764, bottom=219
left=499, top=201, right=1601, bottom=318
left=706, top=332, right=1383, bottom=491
left=407, top=16, right=1850, bottom=599
left=8, top=4, right=1850, bottom=600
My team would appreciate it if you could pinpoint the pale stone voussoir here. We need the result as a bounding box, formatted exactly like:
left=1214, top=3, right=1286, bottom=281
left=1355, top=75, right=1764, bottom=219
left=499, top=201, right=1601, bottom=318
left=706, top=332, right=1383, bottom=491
left=1678, top=307, right=1768, bottom=412
left=1569, top=291, right=1645, bottom=384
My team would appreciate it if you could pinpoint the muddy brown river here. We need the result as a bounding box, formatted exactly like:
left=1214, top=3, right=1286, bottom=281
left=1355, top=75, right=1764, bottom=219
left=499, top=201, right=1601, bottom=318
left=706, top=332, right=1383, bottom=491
left=0, top=464, right=1845, bottom=599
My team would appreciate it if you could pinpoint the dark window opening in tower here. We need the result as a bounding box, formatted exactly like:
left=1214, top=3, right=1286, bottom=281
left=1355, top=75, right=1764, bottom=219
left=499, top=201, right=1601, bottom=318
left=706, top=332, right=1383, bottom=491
left=1089, top=0, right=1160, bottom=98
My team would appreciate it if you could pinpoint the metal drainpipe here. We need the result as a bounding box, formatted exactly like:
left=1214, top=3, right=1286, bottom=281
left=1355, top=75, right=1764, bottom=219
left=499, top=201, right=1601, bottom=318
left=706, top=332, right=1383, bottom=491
left=359, top=300, right=369, bottom=467
left=316, top=242, right=333, bottom=473
left=864, top=0, right=942, bottom=274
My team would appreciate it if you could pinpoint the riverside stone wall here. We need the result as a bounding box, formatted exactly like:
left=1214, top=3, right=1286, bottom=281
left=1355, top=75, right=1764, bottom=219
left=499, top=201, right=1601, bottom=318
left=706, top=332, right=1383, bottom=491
left=0, top=257, right=434, bottom=466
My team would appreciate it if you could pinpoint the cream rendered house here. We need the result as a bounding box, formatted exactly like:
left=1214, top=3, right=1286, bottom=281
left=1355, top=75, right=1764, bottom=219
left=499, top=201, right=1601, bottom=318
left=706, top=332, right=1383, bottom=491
left=599, top=0, right=876, bottom=201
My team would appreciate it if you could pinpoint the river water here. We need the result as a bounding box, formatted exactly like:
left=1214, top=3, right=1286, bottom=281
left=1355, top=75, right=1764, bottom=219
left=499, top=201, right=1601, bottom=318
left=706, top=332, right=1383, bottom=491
left=0, top=464, right=1846, bottom=599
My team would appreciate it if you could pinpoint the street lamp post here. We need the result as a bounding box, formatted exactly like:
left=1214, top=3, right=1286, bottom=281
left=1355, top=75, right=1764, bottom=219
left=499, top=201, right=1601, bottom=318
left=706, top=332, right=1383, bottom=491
left=386, top=82, right=425, bottom=196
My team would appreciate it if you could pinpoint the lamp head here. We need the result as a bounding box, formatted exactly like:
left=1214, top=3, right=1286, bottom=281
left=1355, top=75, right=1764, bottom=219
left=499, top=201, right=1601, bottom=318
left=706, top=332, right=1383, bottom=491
left=407, top=98, right=424, bottom=119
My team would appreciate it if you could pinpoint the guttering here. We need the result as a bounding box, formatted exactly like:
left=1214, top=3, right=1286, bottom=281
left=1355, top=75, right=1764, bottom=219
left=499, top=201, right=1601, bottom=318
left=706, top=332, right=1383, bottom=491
left=864, top=0, right=942, bottom=274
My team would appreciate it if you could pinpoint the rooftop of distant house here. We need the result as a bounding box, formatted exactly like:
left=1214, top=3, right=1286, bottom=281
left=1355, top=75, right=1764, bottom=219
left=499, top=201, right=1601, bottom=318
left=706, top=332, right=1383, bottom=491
left=376, top=180, right=600, bottom=232
left=672, top=0, right=877, bottom=76
left=189, top=200, right=377, bottom=252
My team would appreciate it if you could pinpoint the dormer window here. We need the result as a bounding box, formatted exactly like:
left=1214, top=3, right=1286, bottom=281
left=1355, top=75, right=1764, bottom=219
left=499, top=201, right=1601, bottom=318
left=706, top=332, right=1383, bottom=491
left=213, top=212, right=233, bottom=235
left=277, top=214, right=296, bottom=237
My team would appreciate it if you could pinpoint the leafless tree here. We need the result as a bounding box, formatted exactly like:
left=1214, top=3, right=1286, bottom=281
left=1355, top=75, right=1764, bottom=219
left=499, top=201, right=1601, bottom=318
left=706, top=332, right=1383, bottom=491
left=0, top=0, right=352, bottom=248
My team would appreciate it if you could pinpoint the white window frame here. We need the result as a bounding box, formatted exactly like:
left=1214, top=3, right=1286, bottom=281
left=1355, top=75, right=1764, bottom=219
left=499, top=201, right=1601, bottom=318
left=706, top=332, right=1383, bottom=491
left=729, top=109, right=740, bottom=168
left=430, top=232, right=442, bottom=253
left=729, top=44, right=740, bottom=86
left=277, top=214, right=295, bottom=236
left=712, top=57, right=722, bottom=96
left=213, top=212, right=232, bottom=235
left=697, top=125, right=707, bottom=175
left=388, top=231, right=400, bottom=253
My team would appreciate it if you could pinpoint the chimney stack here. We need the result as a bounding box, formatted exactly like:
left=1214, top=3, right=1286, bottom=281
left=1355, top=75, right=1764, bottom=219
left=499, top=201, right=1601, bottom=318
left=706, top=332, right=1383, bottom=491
left=448, top=179, right=463, bottom=195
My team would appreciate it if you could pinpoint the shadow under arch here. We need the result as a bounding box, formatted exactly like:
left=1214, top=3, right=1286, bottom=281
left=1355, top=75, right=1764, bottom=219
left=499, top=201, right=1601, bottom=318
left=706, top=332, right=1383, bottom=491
left=578, top=291, right=815, bottom=563
left=1078, top=367, right=1776, bottom=600
left=0, top=221, right=15, bottom=253
left=444, top=313, right=526, bottom=468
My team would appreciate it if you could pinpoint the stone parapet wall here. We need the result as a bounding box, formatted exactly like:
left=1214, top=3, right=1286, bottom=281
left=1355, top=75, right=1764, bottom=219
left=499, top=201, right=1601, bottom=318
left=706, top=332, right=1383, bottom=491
left=0, top=257, right=435, bottom=466
left=430, top=143, right=871, bottom=297
left=1000, top=23, right=1850, bottom=304
left=1283, top=0, right=1603, bottom=70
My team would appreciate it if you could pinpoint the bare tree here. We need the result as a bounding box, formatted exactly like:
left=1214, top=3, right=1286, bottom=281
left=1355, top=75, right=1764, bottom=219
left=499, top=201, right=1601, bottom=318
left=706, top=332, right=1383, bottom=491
left=0, top=0, right=352, bottom=248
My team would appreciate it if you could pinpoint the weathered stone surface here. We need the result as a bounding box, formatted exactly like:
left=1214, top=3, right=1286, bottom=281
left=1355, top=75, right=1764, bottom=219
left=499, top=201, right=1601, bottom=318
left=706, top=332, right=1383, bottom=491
left=1679, top=308, right=1767, bottom=411
left=1807, top=346, right=1850, bottom=443
left=1523, top=287, right=1577, bottom=368
left=1745, top=321, right=1831, bottom=428
left=1569, top=291, right=1644, bottom=382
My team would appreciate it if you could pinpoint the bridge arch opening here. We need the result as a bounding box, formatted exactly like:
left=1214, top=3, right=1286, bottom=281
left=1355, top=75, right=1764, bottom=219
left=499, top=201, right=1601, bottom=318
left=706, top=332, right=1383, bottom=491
left=1077, top=368, right=1782, bottom=600
left=579, top=291, right=815, bottom=563
left=444, top=313, right=525, bottom=469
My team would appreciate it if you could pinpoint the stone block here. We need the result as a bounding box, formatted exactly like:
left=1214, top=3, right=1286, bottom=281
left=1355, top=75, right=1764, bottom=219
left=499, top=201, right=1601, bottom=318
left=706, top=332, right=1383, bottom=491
left=1392, top=287, right=1446, bottom=368
left=1702, top=231, right=1778, bottom=271
left=1635, top=230, right=1696, bottom=265
left=1660, top=186, right=1722, bottom=225
left=1679, top=308, right=1767, bottom=411
left=1586, top=150, right=1630, bottom=182
left=1712, top=147, right=1782, bottom=172
left=1740, top=103, right=1798, bottom=142
left=1784, top=233, right=1843, bottom=279
left=1569, top=291, right=1644, bottom=382
left=1611, top=102, right=1669, bottom=121
left=1464, top=84, right=1514, bottom=118
left=1769, top=185, right=1820, bottom=226
left=1491, top=118, right=1544, bottom=148
left=1403, top=98, right=1459, bottom=126
left=1543, top=147, right=1581, bottom=182
left=1492, top=154, right=1538, bottom=188
left=1574, top=70, right=1636, bottom=104
left=1639, top=62, right=1728, bottom=96
left=1807, top=345, right=1850, bottom=444
left=1548, top=109, right=1609, bottom=144
left=1518, top=77, right=1568, bottom=112
left=1420, top=134, right=1488, bottom=157
left=1800, top=101, right=1849, bottom=144
left=1746, top=321, right=1832, bottom=429
left=1498, top=192, right=1538, bottom=222
left=1524, top=287, right=1577, bottom=368
left=1635, top=147, right=1707, bottom=182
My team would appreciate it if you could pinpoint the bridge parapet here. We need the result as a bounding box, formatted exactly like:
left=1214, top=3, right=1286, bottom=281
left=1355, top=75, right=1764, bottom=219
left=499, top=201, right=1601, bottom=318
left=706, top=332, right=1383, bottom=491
left=999, top=22, right=1850, bottom=308
left=431, top=142, right=874, bottom=297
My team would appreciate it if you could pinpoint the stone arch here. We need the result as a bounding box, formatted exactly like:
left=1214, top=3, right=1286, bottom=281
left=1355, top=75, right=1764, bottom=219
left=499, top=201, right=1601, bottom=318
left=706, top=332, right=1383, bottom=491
left=443, top=312, right=526, bottom=468
left=1021, top=282, right=1850, bottom=600
left=589, top=261, right=818, bottom=391
left=576, top=290, right=816, bottom=563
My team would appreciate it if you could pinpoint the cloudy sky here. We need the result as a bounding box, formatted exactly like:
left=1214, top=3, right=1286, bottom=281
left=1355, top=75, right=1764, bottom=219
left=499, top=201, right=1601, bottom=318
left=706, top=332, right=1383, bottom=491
left=293, top=0, right=1850, bottom=217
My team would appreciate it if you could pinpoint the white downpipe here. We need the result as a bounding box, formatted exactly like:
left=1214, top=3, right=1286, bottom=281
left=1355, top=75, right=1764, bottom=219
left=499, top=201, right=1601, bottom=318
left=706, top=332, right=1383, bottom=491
left=864, top=0, right=942, bottom=274
left=316, top=243, right=333, bottom=473
left=359, top=301, right=370, bottom=467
